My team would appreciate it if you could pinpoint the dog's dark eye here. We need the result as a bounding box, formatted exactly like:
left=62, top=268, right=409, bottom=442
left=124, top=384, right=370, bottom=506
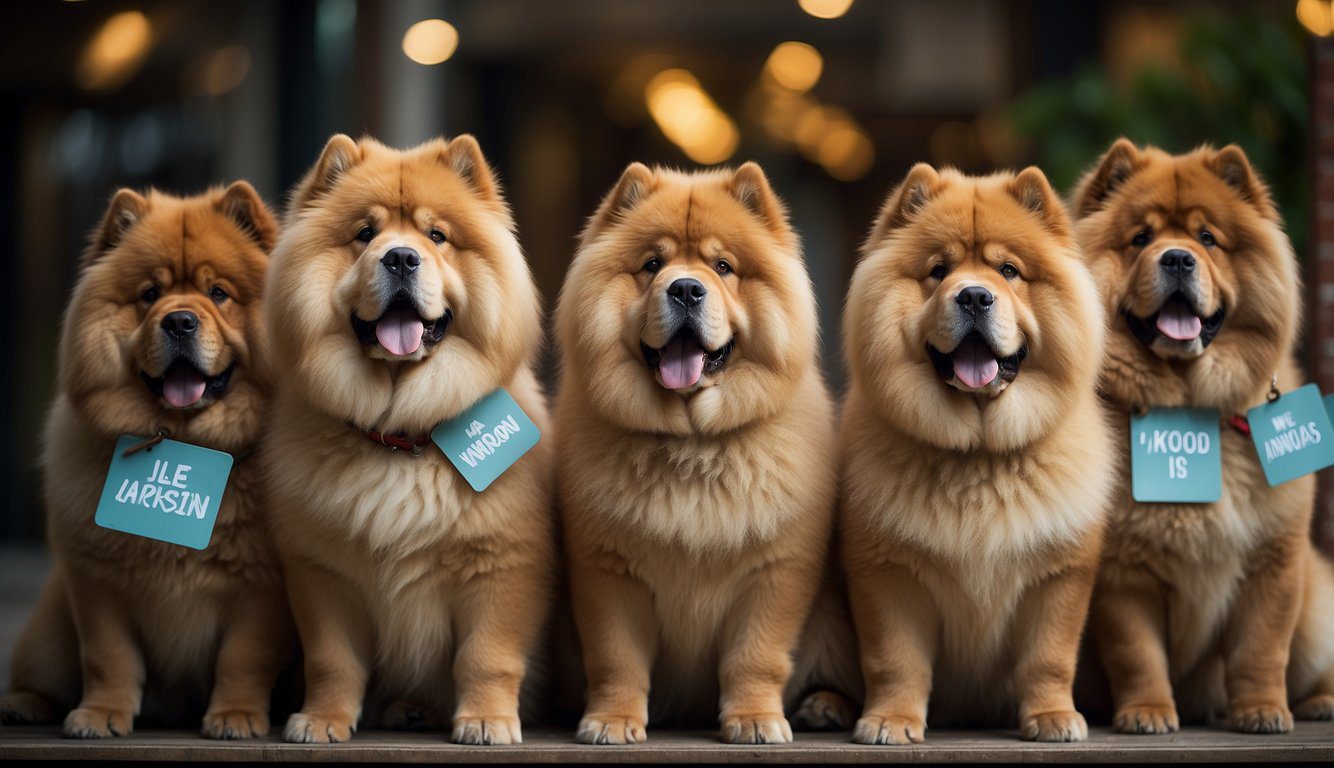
left=715, top=260, right=733, bottom=276
left=1200, top=230, right=1216, bottom=248
left=643, top=257, right=662, bottom=274
left=356, top=226, right=375, bottom=243
left=928, top=264, right=949, bottom=280
left=1131, top=229, right=1151, bottom=248
left=999, top=262, right=1020, bottom=280
left=140, top=286, right=160, bottom=304
left=429, top=229, right=446, bottom=244
left=209, top=285, right=229, bottom=304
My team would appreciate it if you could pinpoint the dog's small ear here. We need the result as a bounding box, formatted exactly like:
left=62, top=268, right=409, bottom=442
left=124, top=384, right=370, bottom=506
left=866, top=163, right=939, bottom=250
left=730, top=162, right=789, bottom=236
left=217, top=181, right=278, bottom=252
left=442, top=134, right=500, bottom=202
left=1008, top=166, right=1070, bottom=235
left=291, top=134, right=360, bottom=211
left=1073, top=138, right=1140, bottom=218
left=581, top=162, right=655, bottom=244
left=83, top=188, right=148, bottom=269
left=1210, top=144, right=1278, bottom=221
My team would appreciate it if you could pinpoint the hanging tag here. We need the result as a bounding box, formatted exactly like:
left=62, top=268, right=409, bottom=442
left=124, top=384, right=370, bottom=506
left=1130, top=408, right=1222, bottom=503
left=431, top=388, right=540, bottom=492
left=94, top=435, right=234, bottom=550
left=1246, top=383, right=1334, bottom=486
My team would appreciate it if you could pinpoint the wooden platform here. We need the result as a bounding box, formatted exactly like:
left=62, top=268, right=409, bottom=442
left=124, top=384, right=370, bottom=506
left=2, top=723, right=1333, bottom=763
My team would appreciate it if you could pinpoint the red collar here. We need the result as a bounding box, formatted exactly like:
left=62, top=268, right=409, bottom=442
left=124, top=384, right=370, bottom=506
left=1228, top=414, right=1251, bottom=436
left=361, top=426, right=432, bottom=455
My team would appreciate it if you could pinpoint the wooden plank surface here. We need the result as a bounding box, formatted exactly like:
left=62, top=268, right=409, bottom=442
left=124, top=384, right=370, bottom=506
left=2, top=723, right=1333, bottom=763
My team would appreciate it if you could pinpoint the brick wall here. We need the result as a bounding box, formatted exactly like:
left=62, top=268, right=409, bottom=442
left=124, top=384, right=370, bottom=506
left=1310, top=37, right=1334, bottom=554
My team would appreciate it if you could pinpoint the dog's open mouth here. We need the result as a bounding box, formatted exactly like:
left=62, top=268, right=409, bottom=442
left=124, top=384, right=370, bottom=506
left=352, top=296, right=451, bottom=357
left=1126, top=293, right=1225, bottom=349
left=641, top=329, right=733, bottom=391
left=141, top=359, right=235, bottom=409
left=928, top=331, right=1026, bottom=392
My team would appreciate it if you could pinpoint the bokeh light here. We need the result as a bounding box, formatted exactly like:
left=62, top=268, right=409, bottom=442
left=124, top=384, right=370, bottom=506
left=1298, top=0, right=1333, bottom=36
left=402, top=19, right=459, bottom=65
left=764, top=42, right=823, bottom=93
left=645, top=69, right=739, bottom=165
left=77, top=11, right=154, bottom=92
left=798, top=0, right=854, bottom=20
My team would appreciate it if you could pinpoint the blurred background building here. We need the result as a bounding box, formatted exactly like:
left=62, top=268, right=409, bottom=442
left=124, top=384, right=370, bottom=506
left=0, top=0, right=1327, bottom=548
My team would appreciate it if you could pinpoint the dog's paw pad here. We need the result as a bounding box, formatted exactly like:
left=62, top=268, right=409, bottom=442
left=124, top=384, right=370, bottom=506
left=63, top=706, right=133, bottom=739
left=201, top=708, right=269, bottom=740
left=1113, top=703, right=1179, bottom=734
left=792, top=690, right=855, bottom=731
left=1230, top=703, right=1293, bottom=734
left=721, top=713, right=792, bottom=744
left=576, top=714, right=647, bottom=745
left=852, top=713, right=925, bottom=745
left=283, top=711, right=356, bottom=743
left=1021, top=710, right=1088, bottom=742
left=451, top=716, right=521, bottom=745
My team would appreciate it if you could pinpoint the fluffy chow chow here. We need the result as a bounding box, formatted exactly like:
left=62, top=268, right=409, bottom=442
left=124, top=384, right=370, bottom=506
left=840, top=165, right=1112, bottom=743
left=262, top=134, right=554, bottom=745
left=1075, top=139, right=1334, bottom=733
left=557, top=162, right=859, bottom=745
left=0, top=184, right=292, bottom=739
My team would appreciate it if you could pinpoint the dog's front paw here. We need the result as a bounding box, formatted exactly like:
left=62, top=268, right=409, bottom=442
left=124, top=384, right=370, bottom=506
left=0, top=691, right=57, bottom=725
left=792, top=690, right=856, bottom=730
left=63, top=705, right=134, bottom=738
left=201, top=708, right=269, bottom=739
left=852, top=713, right=925, bottom=745
left=576, top=714, right=647, bottom=745
left=451, top=715, right=521, bottom=745
left=1021, top=710, right=1087, bottom=742
left=283, top=710, right=356, bottom=743
left=1294, top=694, right=1334, bottom=721
left=1230, top=702, right=1293, bottom=734
left=1113, top=702, right=1179, bottom=734
left=720, top=712, right=792, bottom=744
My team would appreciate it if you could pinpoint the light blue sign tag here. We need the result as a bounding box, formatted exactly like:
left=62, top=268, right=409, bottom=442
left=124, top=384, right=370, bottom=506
left=1130, top=408, right=1221, bottom=503
left=431, top=388, right=540, bottom=492
left=1246, top=383, right=1334, bottom=486
left=94, top=435, right=233, bottom=550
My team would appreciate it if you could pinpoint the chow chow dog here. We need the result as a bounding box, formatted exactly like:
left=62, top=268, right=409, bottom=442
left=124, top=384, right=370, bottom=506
left=556, top=162, right=858, bottom=744
left=1074, top=139, right=1334, bottom=733
left=263, top=134, right=554, bottom=744
left=840, top=165, right=1112, bottom=743
left=0, top=185, right=292, bottom=738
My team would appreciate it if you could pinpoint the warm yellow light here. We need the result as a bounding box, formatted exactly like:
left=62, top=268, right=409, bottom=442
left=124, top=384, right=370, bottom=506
left=1298, top=0, right=1333, bottom=36
left=402, top=19, right=458, bottom=65
left=645, top=69, right=739, bottom=165
left=799, top=0, right=854, bottom=20
left=77, top=11, right=153, bottom=92
left=764, top=42, right=823, bottom=93
left=818, top=123, right=874, bottom=180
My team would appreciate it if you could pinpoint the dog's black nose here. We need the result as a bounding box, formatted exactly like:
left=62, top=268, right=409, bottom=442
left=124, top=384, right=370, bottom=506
left=956, top=286, right=994, bottom=315
left=161, top=310, right=199, bottom=337
left=667, top=277, right=707, bottom=307
left=381, top=247, right=421, bottom=277
left=1160, top=249, right=1196, bottom=276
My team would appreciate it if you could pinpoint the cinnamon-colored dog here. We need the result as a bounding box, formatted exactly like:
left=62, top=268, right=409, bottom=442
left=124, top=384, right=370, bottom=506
left=1075, top=139, right=1334, bottom=733
left=841, top=165, right=1112, bottom=743
left=263, top=135, right=554, bottom=744
left=557, top=163, right=859, bottom=745
left=0, top=185, right=291, bottom=738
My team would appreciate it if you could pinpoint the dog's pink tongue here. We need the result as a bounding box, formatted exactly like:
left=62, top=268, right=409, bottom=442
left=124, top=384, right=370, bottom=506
left=953, top=336, right=999, bottom=389
left=1156, top=297, right=1202, bottom=341
left=375, top=305, right=424, bottom=356
left=163, top=367, right=207, bottom=408
left=658, top=335, right=706, bottom=390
